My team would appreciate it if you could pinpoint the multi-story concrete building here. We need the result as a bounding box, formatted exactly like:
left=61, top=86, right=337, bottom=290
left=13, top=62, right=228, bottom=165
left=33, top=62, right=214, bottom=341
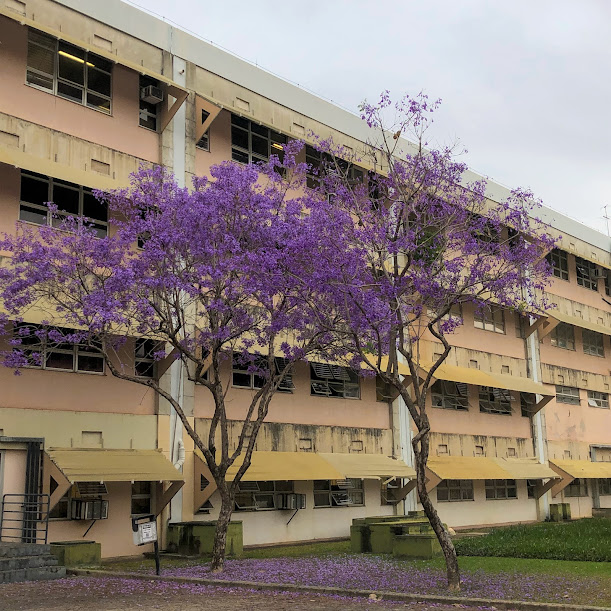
left=0, top=0, right=609, bottom=558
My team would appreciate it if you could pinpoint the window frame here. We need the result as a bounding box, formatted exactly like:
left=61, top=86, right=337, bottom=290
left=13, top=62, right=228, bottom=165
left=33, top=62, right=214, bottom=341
left=479, top=386, right=513, bottom=415
left=233, top=480, right=293, bottom=511
left=565, top=478, right=588, bottom=498
left=196, top=110, right=211, bottom=151
left=575, top=256, right=599, bottom=291
left=14, top=323, right=105, bottom=375
left=474, top=305, right=505, bottom=334
left=19, top=171, right=108, bottom=237
left=582, top=329, right=605, bottom=357
left=431, top=380, right=469, bottom=411
left=547, top=248, right=569, bottom=281
left=131, top=481, right=153, bottom=516
left=134, top=338, right=162, bottom=378
left=599, top=478, right=611, bottom=496
left=310, top=363, right=360, bottom=399
left=550, top=322, right=575, bottom=351
left=230, top=114, right=286, bottom=165
left=587, top=390, right=610, bottom=409
left=555, top=385, right=580, bottom=405
left=26, top=29, right=112, bottom=115
left=485, top=479, right=517, bottom=500
left=436, top=479, right=474, bottom=502
left=313, top=478, right=364, bottom=508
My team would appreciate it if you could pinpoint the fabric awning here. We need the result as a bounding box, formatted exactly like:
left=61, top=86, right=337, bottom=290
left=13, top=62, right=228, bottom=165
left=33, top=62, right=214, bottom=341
left=550, top=459, right=611, bottom=479
left=422, top=362, right=553, bottom=397
left=0, top=147, right=121, bottom=191
left=318, top=453, right=415, bottom=480
left=427, top=456, right=516, bottom=480
left=224, top=451, right=345, bottom=482
left=46, top=448, right=184, bottom=483
left=549, top=311, right=609, bottom=337
left=491, top=458, right=559, bottom=480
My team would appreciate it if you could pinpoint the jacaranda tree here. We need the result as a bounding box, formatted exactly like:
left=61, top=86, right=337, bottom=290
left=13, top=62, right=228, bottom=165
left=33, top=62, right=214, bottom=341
left=0, top=144, right=343, bottom=571
left=301, top=92, right=556, bottom=590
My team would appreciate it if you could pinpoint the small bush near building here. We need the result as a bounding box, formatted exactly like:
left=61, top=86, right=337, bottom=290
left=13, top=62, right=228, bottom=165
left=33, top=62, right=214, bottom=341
left=455, top=518, right=611, bottom=562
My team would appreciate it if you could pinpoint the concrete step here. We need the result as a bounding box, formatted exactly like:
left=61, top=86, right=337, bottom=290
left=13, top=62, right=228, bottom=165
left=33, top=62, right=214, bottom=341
left=0, top=565, right=66, bottom=584
left=0, top=543, right=51, bottom=558
left=0, top=554, right=59, bottom=571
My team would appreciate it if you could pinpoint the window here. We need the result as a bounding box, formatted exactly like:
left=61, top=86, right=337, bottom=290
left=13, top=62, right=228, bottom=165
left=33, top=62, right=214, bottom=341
left=474, top=305, right=505, bottom=333
left=599, top=478, right=611, bottom=496
left=138, top=75, right=160, bottom=130
left=376, top=376, right=394, bottom=402
left=14, top=323, right=104, bottom=374
left=313, top=479, right=364, bottom=507
left=234, top=480, right=293, bottom=511
left=310, top=363, right=360, bottom=399
left=587, top=390, right=609, bottom=409
left=565, top=478, right=588, bottom=497
left=546, top=248, right=569, bottom=281
left=431, top=380, right=469, bottom=411
left=479, top=386, right=513, bottom=415
left=485, top=479, right=517, bottom=499
left=556, top=385, right=580, bottom=405
left=231, top=114, right=286, bottom=165
left=550, top=322, right=575, bottom=350
left=605, top=272, right=610, bottom=297
left=527, top=479, right=538, bottom=499
left=232, top=355, right=294, bottom=393
left=196, top=110, right=210, bottom=151
left=305, top=145, right=364, bottom=190
left=135, top=339, right=163, bottom=378
left=520, top=393, right=536, bottom=417
left=49, top=480, right=71, bottom=519
left=20, top=171, right=108, bottom=237
left=131, top=481, right=152, bottom=515
left=582, top=329, right=605, bottom=357
left=27, top=29, right=112, bottom=114
left=575, top=256, right=598, bottom=291
left=436, top=480, right=473, bottom=502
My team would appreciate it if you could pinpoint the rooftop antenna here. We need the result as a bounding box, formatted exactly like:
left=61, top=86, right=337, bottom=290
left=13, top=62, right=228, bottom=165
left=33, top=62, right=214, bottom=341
left=604, top=205, right=610, bottom=237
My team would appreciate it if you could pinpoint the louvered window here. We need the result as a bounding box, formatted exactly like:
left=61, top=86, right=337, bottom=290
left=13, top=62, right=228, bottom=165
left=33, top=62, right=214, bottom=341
left=310, top=363, right=360, bottom=399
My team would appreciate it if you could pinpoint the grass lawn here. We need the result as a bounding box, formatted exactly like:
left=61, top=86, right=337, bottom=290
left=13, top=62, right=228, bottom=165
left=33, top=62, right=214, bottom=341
left=454, top=518, right=611, bottom=562
left=102, top=537, right=611, bottom=606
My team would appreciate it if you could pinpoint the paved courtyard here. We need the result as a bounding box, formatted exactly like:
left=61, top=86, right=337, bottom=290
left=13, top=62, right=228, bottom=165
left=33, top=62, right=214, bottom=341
left=0, top=576, right=482, bottom=611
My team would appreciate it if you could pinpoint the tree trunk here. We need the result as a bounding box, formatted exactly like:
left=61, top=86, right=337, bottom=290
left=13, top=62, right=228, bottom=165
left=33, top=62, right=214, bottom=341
left=210, top=486, right=234, bottom=572
left=413, top=430, right=461, bottom=591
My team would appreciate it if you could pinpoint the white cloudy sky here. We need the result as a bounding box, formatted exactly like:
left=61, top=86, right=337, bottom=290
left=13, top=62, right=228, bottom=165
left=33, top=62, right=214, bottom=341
left=133, top=0, right=611, bottom=235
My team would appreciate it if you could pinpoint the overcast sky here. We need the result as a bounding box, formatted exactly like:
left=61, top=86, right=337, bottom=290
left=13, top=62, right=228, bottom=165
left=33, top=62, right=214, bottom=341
left=133, top=0, right=611, bottom=235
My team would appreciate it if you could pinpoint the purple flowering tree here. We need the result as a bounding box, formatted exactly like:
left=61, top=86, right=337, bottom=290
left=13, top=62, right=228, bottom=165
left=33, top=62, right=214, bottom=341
left=304, top=93, right=556, bottom=590
left=0, top=147, right=337, bottom=571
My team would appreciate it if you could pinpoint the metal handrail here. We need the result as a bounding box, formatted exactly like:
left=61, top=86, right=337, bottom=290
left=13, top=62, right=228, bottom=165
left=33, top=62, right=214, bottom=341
left=0, top=493, right=50, bottom=544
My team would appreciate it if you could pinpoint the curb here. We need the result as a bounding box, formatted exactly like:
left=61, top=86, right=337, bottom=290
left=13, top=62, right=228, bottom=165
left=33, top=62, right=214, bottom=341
left=68, top=568, right=610, bottom=611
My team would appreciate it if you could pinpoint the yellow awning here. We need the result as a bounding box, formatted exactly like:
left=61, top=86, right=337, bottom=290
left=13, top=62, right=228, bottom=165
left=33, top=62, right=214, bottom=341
left=422, top=362, right=553, bottom=397
left=0, top=8, right=182, bottom=89
left=0, top=147, right=121, bottom=191
left=46, top=448, right=184, bottom=483
left=550, top=459, right=611, bottom=479
left=427, top=456, right=514, bottom=480
left=491, top=458, right=558, bottom=480
left=549, top=311, right=609, bottom=337
left=224, top=451, right=345, bottom=482
left=318, top=453, right=415, bottom=480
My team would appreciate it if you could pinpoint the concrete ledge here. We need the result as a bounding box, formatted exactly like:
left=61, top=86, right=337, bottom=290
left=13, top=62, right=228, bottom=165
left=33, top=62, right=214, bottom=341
left=69, top=568, right=611, bottom=611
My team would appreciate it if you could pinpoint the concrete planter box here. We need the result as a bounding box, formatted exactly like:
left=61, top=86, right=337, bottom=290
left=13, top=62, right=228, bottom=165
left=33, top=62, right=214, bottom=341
left=167, top=521, right=243, bottom=557
left=50, top=541, right=101, bottom=567
left=393, top=533, right=442, bottom=559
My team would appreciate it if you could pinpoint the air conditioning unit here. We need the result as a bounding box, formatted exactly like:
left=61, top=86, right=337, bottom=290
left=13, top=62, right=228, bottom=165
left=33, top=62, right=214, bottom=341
left=71, top=499, right=108, bottom=520
left=140, top=85, right=164, bottom=104
left=276, top=493, right=306, bottom=510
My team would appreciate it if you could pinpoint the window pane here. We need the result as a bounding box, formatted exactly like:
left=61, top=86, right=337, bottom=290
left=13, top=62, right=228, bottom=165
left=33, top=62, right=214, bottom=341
left=87, top=53, right=112, bottom=74
left=77, top=354, right=104, bottom=373
left=27, top=43, right=55, bottom=77
left=233, top=372, right=252, bottom=387
left=45, top=351, right=74, bottom=370
left=86, top=92, right=111, bottom=114
left=87, top=67, right=111, bottom=96
left=52, top=184, right=80, bottom=215
left=231, top=126, right=249, bottom=151
left=19, top=205, right=48, bottom=225
left=57, top=80, right=83, bottom=104
left=26, top=70, right=54, bottom=91
left=21, top=174, right=49, bottom=205
left=231, top=149, right=249, bottom=164
left=131, top=497, right=151, bottom=515
left=251, top=123, right=268, bottom=137
left=314, top=492, right=330, bottom=506
left=251, top=134, right=269, bottom=158
left=83, top=191, right=107, bottom=222
left=58, top=43, right=85, bottom=85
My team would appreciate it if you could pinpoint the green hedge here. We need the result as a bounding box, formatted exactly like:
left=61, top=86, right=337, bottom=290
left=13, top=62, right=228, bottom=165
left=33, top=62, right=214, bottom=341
left=455, top=519, right=611, bottom=562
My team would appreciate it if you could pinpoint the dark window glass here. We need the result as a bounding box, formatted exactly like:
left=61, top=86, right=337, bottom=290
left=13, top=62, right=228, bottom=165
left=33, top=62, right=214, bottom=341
left=53, top=184, right=80, bottom=215
left=21, top=174, right=49, bottom=205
